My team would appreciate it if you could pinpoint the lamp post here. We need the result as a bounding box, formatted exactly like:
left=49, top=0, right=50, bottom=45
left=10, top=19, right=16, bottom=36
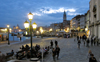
left=7, top=24, right=10, bottom=45
left=24, top=12, right=37, bottom=59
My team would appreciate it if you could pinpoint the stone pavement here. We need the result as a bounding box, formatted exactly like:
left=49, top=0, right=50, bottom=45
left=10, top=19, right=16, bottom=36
left=0, top=37, right=100, bottom=62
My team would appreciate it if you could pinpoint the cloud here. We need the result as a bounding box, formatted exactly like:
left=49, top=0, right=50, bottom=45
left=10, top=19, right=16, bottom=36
left=68, top=12, right=82, bottom=16
left=40, top=7, right=76, bottom=14
left=32, top=13, right=42, bottom=16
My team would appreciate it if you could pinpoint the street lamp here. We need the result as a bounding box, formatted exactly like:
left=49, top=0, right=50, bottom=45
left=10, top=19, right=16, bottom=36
left=24, top=12, right=37, bottom=59
left=7, top=24, right=10, bottom=45
left=49, top=28, right=52, bottom=37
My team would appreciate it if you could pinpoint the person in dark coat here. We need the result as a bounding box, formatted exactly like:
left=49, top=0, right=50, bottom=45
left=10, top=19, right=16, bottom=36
left=89, top=54, right=97, bottom=62
left=77, top=36, right=79, bottom=41
left=55, top=45, right=60, bottom=60
left=87, top=38, right=90, bottom=47
left=52, top=48, right=56, bottom=61
left=80, top=36, right=81, bottom=40
left=55, top=40, right=58, bottom=47
left=50, top=40, right=53, bottom=49
left=91, top=38, right=93, bottom=46
left=77, top=40, right=81, bottom=49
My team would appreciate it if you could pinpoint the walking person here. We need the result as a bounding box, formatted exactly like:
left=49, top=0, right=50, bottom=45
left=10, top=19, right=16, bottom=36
left=55, top=40, right=58, bottom=47
left=50, top=40, right=53, bottom=49
left=89, top=54, right=97, bottom=62
left=80, top=36, right=81, bottom=40
left=86, top=38, right=90, bottom=47
left=91, top=38, right=93, bottom=46
left=52, top=48, right=56, bottom=61
left=94, top=38, right=96, bottom=46
left=87, top=50, right=92, bottom=58
left=77, top=40, right=81, bottom=49
left=77, top=36, right=79, bottom=41
left=55, top=45, right=60, bottom=60
left=96, top=38, right=99, bottom=46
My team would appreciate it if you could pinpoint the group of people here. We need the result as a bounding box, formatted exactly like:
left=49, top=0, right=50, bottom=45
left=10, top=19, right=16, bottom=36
left=77, top=35, right=100, bottom=48
left=50, top=40, right=60, bottom=61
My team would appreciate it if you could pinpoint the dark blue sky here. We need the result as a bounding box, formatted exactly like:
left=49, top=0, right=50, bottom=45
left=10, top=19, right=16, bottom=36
left=0, top=0, right=90, bottom=29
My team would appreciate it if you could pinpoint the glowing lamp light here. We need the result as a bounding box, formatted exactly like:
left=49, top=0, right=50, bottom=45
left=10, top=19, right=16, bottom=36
left=28, top=12, right=33, bottom=21
left=49, top=28, right=52, bottom=31
left=24, top=20, right=29, bottom=29
left=85, top=28, right=88, bottom=31
left=7, top=25, right=10, bottom=28
left=32, top=22, right=37, bottom=30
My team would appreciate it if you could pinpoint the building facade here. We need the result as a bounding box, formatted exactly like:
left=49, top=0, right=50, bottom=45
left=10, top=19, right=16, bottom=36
left=89, top=0, right=100, bottom=38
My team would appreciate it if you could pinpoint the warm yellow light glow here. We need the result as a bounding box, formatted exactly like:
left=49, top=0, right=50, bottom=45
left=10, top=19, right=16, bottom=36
left=28, top=12, right=33, bottom=20
left=36, top=31, right=39, bottom=34
left=7, top=25, right=10, bottom=28
left=19, top=30, right=21, bottom=32
left=32, top=22, right=37, bottom=30
left=26, top=32, right=28, bottom=35
left=9, top=28, right=11, bottom=30
left=40, top=27, right=43, bottom=33
left=49, top=28, right=52, bottom=32
left=5, top=28, right=7, bottom=31
left=24, top=20, right=29, bottom=29
left=85, top=28, right=88, bottom=31
left=1, top=29, right=7, bottom=31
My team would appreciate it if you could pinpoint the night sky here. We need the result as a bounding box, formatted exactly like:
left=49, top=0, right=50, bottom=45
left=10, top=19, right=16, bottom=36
left=0, top=0, right=90, bottom=29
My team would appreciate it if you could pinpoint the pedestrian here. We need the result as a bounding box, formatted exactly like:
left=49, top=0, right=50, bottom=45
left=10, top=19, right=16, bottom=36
left=94, top=38, right=96, bottom=46
left=80, top=36, right=81, bottom=40
left=77, top=40, right=81, bottom=49
left=91, top=38, right=93, bottom=46
left=96, top=38, right=99, bottom=46
left=77, top=36, right=79, bottom=41
left=20, top=37, right=21, bottom=41
left=89, top=54, right=97, bottom=62
left=86, top=38, right=90, bottom=47
left=0, top=51, right=6, bottom=62
left=55, top=40, right=58, bottom=47
left=52, top=48, right=56, bottom=61
left=50, top=40, right=53, bottom=49
left=55, top=45, right=60, bottom=60
left=87, top=50, right=92, bottom=58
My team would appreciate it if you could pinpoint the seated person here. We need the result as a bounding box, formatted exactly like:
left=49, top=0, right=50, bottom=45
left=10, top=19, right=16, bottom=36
left=37, top=52, right=41, bottom=59
left=22, top=45, right=25, bottom=51
left=18, top=51, right=26, bottom=60
left=7, top=50, right=14, bottom=55
left=27, top=50, right=31, bottom=59
left=18, top=47, right=22, bottom=51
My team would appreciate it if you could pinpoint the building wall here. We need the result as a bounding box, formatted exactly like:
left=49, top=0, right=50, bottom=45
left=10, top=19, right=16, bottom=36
left=89, top=0, right=100, bottom=38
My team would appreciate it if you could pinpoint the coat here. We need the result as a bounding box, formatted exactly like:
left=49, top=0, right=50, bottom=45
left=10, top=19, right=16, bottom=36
left=89, top=57, right=97, bottom=62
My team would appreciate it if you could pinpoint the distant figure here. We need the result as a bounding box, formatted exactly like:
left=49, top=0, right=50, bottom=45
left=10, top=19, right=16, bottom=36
left=86, top=38, right=90, bottom=47
left=50, top=40, right=53, bottom=49
left=91, top=38, right=93, bottom=46
left=87, top=50, right=92, bottom=58
left=55, top=45, right=60, bottom=60
left=52, top=48, right=56, bottom=61
left=80, top=36, right=81, bottom=40
left=55, top=40, right=58, bottom=47
left=77, top=40, right=81, bottom=49
left=89, top=54, right=97, bottom=62
left=20, top=37, right=21, bottom=41
left=77, top=36, right=79, bottom=41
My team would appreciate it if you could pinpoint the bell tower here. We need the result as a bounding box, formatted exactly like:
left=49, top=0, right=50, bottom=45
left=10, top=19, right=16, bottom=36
left=63, top=10, right=67, bottom=22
